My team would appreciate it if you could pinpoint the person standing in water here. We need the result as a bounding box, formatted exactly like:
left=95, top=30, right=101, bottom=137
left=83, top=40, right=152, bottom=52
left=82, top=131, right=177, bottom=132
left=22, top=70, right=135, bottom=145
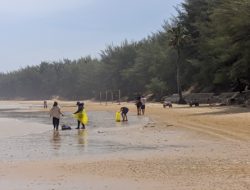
left=74, top=101, right=85, bottom=129
left=140, top=96, right=146, bottom=115
left=120, top=107, right=129, bottom=121
left=135, top=96, right=142, bottom=115
left=49, top=101, right=63, bottom=131
left=43, top=100, right=48, bottom=109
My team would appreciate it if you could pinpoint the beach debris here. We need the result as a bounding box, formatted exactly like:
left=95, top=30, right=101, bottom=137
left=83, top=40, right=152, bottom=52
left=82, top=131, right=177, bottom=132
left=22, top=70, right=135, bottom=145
left=143, top=121, right=156, bottom=128
left=61, top=124, right=71, bottom=130
left=143, top=124, right=156, bottom=128
left=97, top=130, right=105, bottom=133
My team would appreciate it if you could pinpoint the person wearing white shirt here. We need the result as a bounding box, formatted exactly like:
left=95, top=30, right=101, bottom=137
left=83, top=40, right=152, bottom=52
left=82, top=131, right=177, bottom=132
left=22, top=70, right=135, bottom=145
left=140, top=96, right=146, bottom=115
left=49, top=101, right=63, bottom=131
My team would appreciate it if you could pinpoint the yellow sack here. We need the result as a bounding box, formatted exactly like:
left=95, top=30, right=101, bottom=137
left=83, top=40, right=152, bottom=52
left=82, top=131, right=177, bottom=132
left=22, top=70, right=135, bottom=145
left=115, top=111, right=121, bottom=122
left=82, top=110, right=88, bottom=125
left=74, top=110, right=89, bottom=125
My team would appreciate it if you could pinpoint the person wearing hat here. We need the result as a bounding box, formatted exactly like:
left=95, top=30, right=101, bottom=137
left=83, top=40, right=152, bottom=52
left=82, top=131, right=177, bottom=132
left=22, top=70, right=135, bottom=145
left=74, top=101, right=85, bottom=129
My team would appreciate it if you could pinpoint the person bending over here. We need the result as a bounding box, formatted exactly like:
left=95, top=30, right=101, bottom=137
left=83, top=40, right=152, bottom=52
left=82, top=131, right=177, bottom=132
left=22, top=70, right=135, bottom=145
left=120, top=107, right=129, bottom=121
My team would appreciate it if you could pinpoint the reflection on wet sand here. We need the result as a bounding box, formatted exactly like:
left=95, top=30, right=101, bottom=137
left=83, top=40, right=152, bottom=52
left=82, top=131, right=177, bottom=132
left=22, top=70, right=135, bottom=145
left=77, top=129, right=88, bottom=146
left=51, top=131, right=61, bottom=150
left=50, top=129, right=88, bottom=152
left=77, top=129, right=88, bottom=151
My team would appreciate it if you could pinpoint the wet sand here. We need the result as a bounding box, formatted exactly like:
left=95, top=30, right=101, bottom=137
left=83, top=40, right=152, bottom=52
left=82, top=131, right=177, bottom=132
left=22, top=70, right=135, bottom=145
left=0, top=101, right=250, bottom=190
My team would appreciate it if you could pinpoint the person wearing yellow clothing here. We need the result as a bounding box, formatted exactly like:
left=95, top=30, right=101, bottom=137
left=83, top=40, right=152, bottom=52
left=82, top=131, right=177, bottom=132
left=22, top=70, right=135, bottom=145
left=74, top=101, right=87, bottom=129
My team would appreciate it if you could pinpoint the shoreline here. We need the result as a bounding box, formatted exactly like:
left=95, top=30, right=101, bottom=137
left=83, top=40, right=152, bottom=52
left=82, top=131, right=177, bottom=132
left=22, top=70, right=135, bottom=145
left=0, top=101, right=250, bottom=190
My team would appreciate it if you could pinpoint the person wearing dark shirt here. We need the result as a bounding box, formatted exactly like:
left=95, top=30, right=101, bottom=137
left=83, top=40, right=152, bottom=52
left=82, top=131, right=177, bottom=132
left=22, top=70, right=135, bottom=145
left=74, top=101, right=85, bottom=129
left=135, top=96, right=142, bottom=115
left=43, top=100, right=48, bottom=109
left=120, top=107, right=129, bottom=121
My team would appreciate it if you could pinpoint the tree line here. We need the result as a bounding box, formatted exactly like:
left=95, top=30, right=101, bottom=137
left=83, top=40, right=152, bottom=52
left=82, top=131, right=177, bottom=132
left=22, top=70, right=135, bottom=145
left=0, top=0, right=249, bottom=101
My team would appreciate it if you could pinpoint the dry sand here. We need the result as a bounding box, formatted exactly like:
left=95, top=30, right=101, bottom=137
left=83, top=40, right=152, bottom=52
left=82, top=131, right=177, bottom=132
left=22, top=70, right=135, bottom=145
left=0, top=101, right=250, bottom=190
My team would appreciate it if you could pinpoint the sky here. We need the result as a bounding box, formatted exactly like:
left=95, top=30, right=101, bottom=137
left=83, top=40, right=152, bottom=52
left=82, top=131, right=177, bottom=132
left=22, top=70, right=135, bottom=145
left=0, top=0, right=183, bottom=73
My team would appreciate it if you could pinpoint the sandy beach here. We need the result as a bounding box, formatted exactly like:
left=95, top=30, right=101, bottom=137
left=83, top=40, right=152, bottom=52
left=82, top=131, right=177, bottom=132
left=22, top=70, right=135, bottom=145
left=0, top=101, right=250, bottom=190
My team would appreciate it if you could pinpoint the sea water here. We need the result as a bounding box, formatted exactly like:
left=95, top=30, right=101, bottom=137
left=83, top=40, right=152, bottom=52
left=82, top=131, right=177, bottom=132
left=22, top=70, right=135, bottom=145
left=0, top=103, right=150, bottom=161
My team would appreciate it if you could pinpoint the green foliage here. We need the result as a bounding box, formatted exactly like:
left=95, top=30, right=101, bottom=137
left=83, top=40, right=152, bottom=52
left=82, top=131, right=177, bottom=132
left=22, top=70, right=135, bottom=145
left=146, top=78, right=167, bottom=100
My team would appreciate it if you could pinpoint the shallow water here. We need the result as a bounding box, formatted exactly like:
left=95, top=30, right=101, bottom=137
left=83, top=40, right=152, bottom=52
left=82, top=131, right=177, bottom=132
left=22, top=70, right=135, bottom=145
left=0, top=103, right=152, bottom=161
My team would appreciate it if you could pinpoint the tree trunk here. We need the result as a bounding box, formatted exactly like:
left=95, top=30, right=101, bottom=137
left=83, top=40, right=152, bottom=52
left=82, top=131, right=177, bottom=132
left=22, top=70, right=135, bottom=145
left=176, top=48, right=186, bottom=104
